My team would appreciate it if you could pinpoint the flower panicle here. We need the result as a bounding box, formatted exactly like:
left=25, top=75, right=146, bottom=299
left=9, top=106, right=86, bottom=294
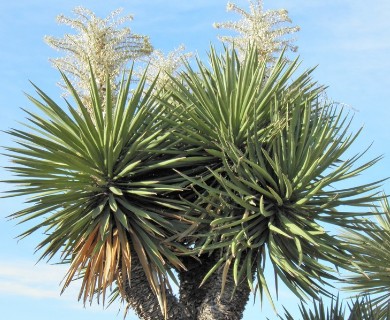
left=214, top=0, right=300, bottom=63
left=45, top=6, right=153, bottom=112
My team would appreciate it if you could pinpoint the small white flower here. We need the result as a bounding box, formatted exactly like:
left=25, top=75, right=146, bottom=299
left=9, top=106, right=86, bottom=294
left=226, top=2, right=235, bottom=11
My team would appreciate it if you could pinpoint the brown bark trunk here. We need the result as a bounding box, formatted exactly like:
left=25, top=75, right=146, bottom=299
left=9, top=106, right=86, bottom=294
left=121, top=253, right=251, bottom=320
left=179, top=254, right=219, bottom=318
left=180, top=253, right=251, bottom=320
left=196, top=256, right=251, bottom=320
left=120, top=254, right=192, bottom=320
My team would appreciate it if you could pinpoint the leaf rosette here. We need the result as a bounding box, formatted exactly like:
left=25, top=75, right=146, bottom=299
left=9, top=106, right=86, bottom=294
left=166, top=45, right=384, bottom=306
left=4, top=68, right=209, bottom=311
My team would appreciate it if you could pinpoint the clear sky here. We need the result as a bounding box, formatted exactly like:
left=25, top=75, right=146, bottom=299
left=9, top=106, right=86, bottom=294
left=0, top=1, right=389, bottom=319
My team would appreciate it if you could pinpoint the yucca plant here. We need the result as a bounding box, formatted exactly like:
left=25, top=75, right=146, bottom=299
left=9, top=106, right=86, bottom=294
left=342, top=196, right=390, bottom=319
left=4, top=43, right=388, bottom=320
left=281, top=295, right=389, bottom=320
left=281, top=296, right=346, bottom=320
left=161, top=45, right=385, bottom=318
left=5, top=2, right=390, bottom=319
left=348, top=296, right=390, bottom=320
left=3, top=67, right=214, bottom=318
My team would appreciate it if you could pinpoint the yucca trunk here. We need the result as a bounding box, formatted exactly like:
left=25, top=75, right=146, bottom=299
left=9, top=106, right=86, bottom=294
left=179, top=255, right=217, bottom=318
left=121, top=253, right=193, bottom=320
left=124, top=253, right=250, bottom=320
left=195, top=261, right=251, bottom=320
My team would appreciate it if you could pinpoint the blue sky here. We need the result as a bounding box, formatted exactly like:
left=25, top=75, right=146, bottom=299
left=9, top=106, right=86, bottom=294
left=0, top=1, right=389, bottom=319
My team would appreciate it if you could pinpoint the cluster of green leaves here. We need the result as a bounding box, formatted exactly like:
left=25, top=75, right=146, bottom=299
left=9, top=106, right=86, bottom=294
left=4, top=67, right=211, bottom=313
left=281, top=295, right=390, bottom=320
left=4, top=45, right=387, bottom=316
left=282, top=296, right=346, bottom=320
left=165, top=46, right=383, bottom=307
left=341, top=196, right=390, bottom=319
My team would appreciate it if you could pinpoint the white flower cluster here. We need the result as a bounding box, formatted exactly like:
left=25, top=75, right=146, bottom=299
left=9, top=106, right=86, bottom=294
left=141, top=45, right=193, bottom=91
left=214, top=0, right=300, bottom=63
left=45, top=7, right=152, bottom=108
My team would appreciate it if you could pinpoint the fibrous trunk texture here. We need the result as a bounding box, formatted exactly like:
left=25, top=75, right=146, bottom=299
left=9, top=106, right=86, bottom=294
left=180, top=253, right=251, bottom=320
left=122, top=253, right=251, bottom=320
left=196, top=258, right=251, bottom=320
left=179, top=254, right=219, bottom=318
left=121, top=254, right=192, bottom=320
